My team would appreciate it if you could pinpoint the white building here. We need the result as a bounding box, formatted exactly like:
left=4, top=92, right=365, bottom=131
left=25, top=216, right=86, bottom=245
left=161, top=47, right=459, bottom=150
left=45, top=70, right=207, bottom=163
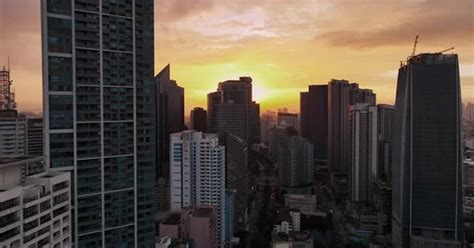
left=0, top=110, right=26, bottom=158
left=350, top=103, right=377, bottom=202
left=170, top=131, right=226, bottom=246
left=0, top=157, right=71, bottom=247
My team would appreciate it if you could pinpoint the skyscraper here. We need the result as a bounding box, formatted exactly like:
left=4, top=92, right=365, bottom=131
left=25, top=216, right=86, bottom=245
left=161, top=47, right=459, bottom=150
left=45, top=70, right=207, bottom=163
left=42, top=0, right=156, bottom=246
left=270, top=126, right=314, bottom=193
left=226, top=133, right=249, bottom=229
left=156, top=64, right=185, bottom=177
left=207, top=77, right=260, bottom=144
left=300, top=85, right=328, bottom=169
left=170, top=131, right=226, bottom=246
left=392, top=53, right=463, bottom=247
left=191, top=107, right=207, bottom=132
left=377, top=104, right=394, bottom=181
left=328, top=80, right=375, bottom=197
left=349, top=103, right=377, bottom=202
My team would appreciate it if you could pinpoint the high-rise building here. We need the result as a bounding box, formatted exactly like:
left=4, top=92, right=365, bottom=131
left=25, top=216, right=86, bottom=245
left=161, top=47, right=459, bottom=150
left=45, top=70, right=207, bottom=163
left=26, top=118, right=43, bottom=157
left=207, top=77, right=260, bottom=144
left=260, top=110, right=277, bottom=145
left=300, top=85, right=328, bottom=169
left=42, top=0, right=156, bottom=246
left=392, top=53, right=463, bottom=247
left=226, top=134, right=249, bottom=229
left=0, top=66, right=16, bottom=110
left=0, top=157, right=71, bottom=248
left=190, top=107, right=207, bottom=132
left=328, top=80, right=375, bottom=197
left=349, top=103, right=377, bottom=202
left=156, top=177, right=170, bottom=213
left=0, top=110, right=26, bottom=158
left=270, top=126, right=313, bottom=193
left=377, top=104, right=394, bottom=181
left=277, top=112, right=298, bottom=130
left=170, top=131, right=226, bottom=246
left=156, top=64, right=185, bottom=177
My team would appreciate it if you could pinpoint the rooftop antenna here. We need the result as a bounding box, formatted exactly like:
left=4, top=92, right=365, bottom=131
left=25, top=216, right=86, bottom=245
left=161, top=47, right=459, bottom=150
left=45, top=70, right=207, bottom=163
left=411, top=35, right=419, bottom=57
left=7, top=56, right=10, bottom=72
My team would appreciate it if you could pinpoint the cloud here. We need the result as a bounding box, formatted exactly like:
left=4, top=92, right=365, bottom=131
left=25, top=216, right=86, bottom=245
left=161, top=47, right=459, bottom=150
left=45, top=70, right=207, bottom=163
left=315, top=0, right=474, bottom=48
left=155, top=0, right=216, bottom=21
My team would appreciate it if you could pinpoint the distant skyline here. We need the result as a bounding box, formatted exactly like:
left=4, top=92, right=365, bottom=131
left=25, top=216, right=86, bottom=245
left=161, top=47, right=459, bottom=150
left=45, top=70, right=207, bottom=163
left=1, top=0, right=473, bottom=114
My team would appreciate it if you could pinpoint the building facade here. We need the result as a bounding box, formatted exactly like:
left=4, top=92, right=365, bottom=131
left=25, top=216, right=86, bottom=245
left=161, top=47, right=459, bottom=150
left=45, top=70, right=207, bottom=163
left=207, top=77, right=260, bottom=144
left=328, top=80, right=375, bottom=198
left=277, top=112, right=298, bottom=130
left=377, top=104, right=394, bottom=181
left=0, top=110, right=26, bottom=158
left=170, top=131, right=226, bottom=246
left=41, top=0, right=156, bottom=246
left=392, top=53, right=463, bottom=247
left=226, top=134, right=248, bottom=229
left=270, top=126, right=314, bottom=192
left=350, top=103, right=377, bottom=202
left=284, top=194, right=317, bottom=215
left=0, top=157, right=71, bottom=248
left=156, top=64, right=185, bottom=178
left=300, top=85, right=328, bottom=169
left=190, top=107, right=207, bottom=132
left=26, top=118, right=44, bottom=157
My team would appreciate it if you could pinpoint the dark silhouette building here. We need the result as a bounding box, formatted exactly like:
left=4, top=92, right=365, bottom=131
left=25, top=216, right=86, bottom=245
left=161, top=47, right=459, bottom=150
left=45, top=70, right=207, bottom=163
left=156, top=64, right=185, bottom=177
left=328, top=80, right=375, bottom=197
left=226, top=133, right=249, bottom=230
left=300, top=85, right=328, bottom=170
left=207, top=77, right=260, bottom=144
left=191, top=107, right=207, bottom=132
left=270, top=126, right=313, bottom=194
left=392, top=53, right=463, bottom=247
left=377, top=104, right=394, bottom=181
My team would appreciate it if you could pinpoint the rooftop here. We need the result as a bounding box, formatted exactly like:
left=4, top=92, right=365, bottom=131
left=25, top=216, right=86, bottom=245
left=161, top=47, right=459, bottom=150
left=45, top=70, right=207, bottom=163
left=193, top=207, right=215, bottom=218
left=162, top=213, right=181, bottom=225
left=274, top=231, right=312, bottom=242
left=0, top=156, right=42, bottom=168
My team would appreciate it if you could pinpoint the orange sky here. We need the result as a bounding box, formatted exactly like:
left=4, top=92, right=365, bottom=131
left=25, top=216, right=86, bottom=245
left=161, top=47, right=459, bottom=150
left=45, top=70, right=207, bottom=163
left=1, top=0, right=473, bottom=114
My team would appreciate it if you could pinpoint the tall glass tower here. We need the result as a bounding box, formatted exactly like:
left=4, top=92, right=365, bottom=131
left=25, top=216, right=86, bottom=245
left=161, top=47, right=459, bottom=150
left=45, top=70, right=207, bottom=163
left=41, top=0, right=156, bottom=247
left=392, top=53, right=463, bottom=248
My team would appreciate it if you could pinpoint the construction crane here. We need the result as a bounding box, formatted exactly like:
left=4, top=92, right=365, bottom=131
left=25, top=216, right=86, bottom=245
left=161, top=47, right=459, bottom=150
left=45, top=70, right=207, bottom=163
left=411, top=35, right=419, bottom=57
left=436, top=47, right=454, bottom=54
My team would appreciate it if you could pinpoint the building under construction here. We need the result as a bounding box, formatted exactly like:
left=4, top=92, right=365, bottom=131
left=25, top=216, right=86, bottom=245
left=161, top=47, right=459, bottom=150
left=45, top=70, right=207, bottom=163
left=0, top=65, right=16, bottom=110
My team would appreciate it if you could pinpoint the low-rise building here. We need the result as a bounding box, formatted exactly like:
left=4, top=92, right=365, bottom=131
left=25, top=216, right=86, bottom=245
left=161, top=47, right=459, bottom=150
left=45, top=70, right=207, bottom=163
left=271, top=230, right=313, bottom=248
left=284, top=194, right=317, bottom=215
left=159, top=207, right=218, bottom=248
